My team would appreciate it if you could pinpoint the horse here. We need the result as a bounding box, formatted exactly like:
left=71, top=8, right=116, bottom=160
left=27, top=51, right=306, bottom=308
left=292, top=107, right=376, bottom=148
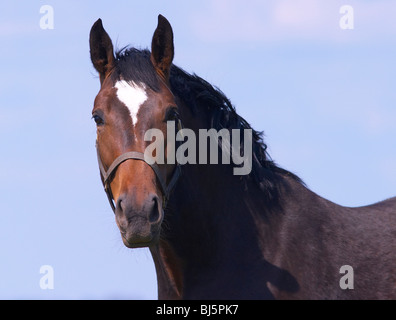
left=89, top=15, right=396, bottom=299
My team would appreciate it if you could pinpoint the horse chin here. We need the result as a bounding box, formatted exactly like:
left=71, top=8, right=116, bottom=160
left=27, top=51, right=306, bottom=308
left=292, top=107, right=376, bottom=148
left=120, top=230, right=160, bottom=249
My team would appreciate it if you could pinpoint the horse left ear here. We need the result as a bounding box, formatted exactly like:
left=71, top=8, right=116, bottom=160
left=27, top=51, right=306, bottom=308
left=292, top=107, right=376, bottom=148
left=151, top=15, right=174, bottom=81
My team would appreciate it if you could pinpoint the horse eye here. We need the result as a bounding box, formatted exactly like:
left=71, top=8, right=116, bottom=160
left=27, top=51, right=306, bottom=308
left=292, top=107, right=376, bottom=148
left=92, top=114, right=104, bottom=126
left=164, top=107, right=179, bottom=122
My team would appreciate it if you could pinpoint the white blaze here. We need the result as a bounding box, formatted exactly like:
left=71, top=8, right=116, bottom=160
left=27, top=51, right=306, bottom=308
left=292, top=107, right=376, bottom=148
left=114, top=80, right=147, bottom=125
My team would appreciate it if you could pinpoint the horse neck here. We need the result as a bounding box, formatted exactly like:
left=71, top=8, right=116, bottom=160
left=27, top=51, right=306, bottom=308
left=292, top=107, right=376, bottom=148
left=151, top=163, right=299, bottom=299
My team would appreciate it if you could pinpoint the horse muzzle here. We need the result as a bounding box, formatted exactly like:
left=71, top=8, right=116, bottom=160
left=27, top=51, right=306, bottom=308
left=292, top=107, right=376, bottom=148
left=115, top=192, right=163, bottom=248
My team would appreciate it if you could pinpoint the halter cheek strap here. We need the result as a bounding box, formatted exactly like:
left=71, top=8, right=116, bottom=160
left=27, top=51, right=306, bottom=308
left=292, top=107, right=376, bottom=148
left=96, top=143, right=181, bottom=212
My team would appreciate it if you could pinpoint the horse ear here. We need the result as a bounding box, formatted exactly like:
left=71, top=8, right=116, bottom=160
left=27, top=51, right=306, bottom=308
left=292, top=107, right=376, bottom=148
left=150, top=15, right=174, bottom=81
left=89, top=19, right=115, bottom=85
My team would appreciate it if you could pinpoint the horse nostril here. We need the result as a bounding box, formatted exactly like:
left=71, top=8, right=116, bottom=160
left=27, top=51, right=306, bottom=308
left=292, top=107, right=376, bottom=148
left=148, top=196, right=162, bottom=224
left=116, top=195, right=125, bottom=213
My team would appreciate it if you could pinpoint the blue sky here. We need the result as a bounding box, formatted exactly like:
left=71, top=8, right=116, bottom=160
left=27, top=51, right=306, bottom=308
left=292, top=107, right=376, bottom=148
left=0, top=1, right=395, bottom=299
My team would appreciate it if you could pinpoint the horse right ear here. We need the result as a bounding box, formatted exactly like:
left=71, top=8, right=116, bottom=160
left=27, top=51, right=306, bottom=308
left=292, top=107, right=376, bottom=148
left=89, top=19, right=115, bottom=85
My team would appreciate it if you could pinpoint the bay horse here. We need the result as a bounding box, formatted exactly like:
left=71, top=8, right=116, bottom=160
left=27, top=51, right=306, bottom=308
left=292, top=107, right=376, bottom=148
left=89, top=15, right=396, bottom=299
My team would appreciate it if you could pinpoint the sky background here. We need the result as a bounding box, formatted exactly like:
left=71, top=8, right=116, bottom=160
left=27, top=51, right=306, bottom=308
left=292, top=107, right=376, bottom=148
left=0, top=1, right=395, bottom=299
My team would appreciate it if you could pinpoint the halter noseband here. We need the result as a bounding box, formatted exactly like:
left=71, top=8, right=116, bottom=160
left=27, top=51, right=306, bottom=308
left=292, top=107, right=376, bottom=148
left=96, top=143, right=181, bottom=212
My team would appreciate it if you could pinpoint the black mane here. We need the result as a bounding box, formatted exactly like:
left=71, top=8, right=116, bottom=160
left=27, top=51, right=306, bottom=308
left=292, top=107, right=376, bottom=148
left=113, top=48, right=160, bottom=91
left=113, top=47, right=303, bottom=201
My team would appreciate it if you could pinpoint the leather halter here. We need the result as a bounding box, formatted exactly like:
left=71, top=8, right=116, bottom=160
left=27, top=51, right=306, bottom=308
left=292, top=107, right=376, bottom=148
left=96, top=142, right=181, bottom=212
